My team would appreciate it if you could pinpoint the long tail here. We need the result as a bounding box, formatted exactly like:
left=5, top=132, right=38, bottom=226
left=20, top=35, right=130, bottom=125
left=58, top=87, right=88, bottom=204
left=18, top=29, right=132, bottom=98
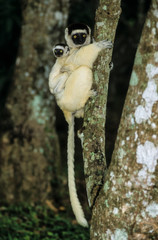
left=67, top=115, right=88, bottom=227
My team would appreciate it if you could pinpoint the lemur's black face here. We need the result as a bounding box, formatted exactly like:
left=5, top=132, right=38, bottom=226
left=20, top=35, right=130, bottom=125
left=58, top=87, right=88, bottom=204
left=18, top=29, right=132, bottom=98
left=65, top=23, right=91, bottom=48
left=54, top=48, right=64, bottom=58
left=72, top=33, right=87, bottom=45
left=53, top=44, right=69, bottom=58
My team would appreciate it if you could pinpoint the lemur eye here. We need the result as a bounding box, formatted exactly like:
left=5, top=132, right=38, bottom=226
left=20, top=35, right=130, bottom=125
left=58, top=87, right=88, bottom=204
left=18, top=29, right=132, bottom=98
left=60, top=50, right=63, bottom=53
left=73, top=35, right=77, bottom=39
left=82, top=34, right=86, bottom=38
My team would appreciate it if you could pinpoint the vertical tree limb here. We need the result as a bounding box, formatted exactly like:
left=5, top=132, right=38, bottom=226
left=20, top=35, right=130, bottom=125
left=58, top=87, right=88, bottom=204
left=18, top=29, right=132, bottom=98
left=90, top=0, right=158, bottom=239
left=81, top=0, right=121, bottom=208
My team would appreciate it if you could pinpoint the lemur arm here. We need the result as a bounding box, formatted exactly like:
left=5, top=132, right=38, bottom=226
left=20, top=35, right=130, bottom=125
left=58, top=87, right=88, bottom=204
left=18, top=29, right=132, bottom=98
left=73, top=40, right=112, bottom=68
left=48, top=60, right=63, bottom=94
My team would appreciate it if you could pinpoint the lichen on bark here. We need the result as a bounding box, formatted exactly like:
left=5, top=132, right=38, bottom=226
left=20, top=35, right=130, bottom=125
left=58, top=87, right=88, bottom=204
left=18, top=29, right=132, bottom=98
left=81, top=0, right=121, bottom=212
left=89, top=0, right=158, bottom=239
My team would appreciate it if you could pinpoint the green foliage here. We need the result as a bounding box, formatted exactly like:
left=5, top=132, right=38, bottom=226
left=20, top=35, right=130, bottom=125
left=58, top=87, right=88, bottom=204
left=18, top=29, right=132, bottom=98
left=0, top=204, right=89, bottom=240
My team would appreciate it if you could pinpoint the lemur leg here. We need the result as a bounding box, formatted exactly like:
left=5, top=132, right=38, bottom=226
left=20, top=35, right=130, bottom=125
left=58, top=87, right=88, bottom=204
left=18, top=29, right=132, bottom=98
left=89, top=89, right=97, bottom=97
left=74, top=108, right=84, bottom=118
left=59, top=66, right=93, bottom=112
left=53, top=72, right=68, bottom=94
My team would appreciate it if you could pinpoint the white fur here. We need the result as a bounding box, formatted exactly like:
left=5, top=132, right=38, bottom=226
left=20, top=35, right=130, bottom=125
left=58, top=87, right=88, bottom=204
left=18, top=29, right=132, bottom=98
left=49, top=58, right=67, bottom=95
left=68, top=116, right=88, bottom=227
left=58, top=40, right=112, bottom=115
left=49, top=46, right=69, bottom=96
left=71, top=29, right=87, bottom=34
left=53, top=45, right=65, bottom=51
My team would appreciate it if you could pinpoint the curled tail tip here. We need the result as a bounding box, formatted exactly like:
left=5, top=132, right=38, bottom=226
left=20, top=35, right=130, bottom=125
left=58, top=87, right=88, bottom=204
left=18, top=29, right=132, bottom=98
left=78, top=218, right=89, bottom=228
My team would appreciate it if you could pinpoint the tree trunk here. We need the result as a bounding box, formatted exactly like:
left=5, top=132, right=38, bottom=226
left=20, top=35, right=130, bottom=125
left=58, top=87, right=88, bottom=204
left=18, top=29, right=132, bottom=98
left=80, top=0, right=121, bottom=214
left=90, top=0, right=158, bottom=239
left=0, top=0, right=69, bottom=203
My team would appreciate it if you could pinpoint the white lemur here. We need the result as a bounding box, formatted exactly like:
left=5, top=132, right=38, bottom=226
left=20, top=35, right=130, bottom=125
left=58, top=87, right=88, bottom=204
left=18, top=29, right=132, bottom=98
left=49, top=43, right=85, bottom=120
left=49, top=23, right=112, bottom=227
left=49, top=43, right=70, bottom=99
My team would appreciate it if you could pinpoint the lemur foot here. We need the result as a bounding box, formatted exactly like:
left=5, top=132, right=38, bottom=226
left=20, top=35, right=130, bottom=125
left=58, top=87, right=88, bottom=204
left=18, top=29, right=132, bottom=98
left=109, top=61, right=114, bottom=70
left=96, top=40, right=113, bottom=49
left=90, top=89, right=97, bottom=97
left=74, top=109, right=84, bottom=118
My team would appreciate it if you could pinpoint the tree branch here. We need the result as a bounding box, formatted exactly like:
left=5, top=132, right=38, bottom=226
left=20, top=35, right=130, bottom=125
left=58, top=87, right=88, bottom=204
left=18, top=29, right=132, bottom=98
left=80, top=0, right=121, bottom=208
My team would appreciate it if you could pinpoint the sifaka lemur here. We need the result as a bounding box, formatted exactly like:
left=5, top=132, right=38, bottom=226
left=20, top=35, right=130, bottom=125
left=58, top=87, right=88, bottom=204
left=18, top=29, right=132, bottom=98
left=48, top=23, right=112, bottom=227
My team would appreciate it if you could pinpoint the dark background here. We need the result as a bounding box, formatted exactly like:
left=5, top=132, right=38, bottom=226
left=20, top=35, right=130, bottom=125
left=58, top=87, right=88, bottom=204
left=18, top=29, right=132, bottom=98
left=0, top=0, right=151, bottom=166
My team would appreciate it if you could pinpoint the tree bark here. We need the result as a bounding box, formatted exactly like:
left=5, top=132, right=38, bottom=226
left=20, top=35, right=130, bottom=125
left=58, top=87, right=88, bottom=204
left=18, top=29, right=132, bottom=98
left=81, top=0, right=121, bottom=211
left=0, top=0, right=69, bottom=203
left=90, top=0, right=158, bottom=239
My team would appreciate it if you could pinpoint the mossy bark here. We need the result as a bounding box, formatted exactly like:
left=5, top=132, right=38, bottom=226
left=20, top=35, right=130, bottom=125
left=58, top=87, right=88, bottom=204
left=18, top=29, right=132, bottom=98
left=0, top=0, right=69, bottom=203
left=88, top=0, right=158, bottom=239
left=81, top=0, right=121, bottom=212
